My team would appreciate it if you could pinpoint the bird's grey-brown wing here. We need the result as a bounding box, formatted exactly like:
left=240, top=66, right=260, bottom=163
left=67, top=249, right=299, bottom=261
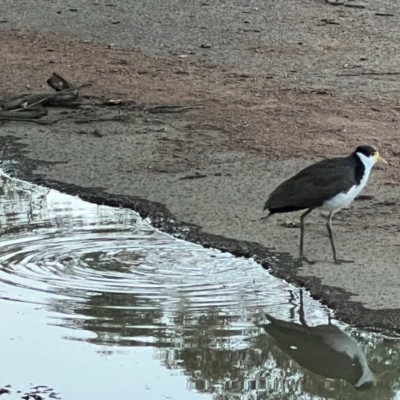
left=264, top=157, right=358, bottom=211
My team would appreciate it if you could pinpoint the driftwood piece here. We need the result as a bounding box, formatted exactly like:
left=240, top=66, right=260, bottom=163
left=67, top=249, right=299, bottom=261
left=3, top=93, right=52, bottom=110
left=0, top=108, right=48, bottom=119
left=2, top=89, right=79, bottom=111
left=47, top=72, right=77, bottom=91
left=0, top=73, right=202, bottom=127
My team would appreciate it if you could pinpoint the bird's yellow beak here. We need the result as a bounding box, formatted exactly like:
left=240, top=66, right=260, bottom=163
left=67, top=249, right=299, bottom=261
left=374, top=152, right=388, bottom=165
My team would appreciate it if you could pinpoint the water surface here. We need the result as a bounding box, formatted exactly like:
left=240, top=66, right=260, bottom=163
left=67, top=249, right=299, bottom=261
left=0, top=173, right=399, bottom=400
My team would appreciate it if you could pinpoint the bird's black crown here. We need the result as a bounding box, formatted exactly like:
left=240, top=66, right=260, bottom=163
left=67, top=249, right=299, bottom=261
left=355, top=145, right=377, bottom=157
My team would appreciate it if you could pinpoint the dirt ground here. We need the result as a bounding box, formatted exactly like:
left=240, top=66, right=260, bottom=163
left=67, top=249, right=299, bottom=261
left=2, top=0, right=400, bottom=331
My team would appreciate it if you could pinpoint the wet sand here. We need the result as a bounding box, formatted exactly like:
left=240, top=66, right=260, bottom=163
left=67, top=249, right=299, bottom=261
left=1, top=0, right=400, bottom=332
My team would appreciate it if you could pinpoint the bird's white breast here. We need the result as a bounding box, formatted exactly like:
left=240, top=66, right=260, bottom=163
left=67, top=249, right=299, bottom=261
left=319, top=152, right=374, bottom=214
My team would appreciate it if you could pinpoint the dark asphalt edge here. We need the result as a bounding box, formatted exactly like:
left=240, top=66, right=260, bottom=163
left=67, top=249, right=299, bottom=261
left=0, top=134, right=398, bottom=335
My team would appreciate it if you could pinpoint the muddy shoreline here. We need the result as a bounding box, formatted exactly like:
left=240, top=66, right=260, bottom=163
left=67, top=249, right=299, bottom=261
left=2, top=0, right=400, bottom=333
left=0, top=134, right=398, bottom=335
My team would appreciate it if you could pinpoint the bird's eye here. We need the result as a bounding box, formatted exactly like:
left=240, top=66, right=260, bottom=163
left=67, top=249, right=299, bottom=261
left=371, top=152, right=376, bottom=156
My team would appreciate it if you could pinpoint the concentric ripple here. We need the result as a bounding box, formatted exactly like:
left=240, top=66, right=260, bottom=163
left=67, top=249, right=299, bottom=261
left=0, top=228, right=268, bottom=307
left=0, top=174, right=331, bottom=349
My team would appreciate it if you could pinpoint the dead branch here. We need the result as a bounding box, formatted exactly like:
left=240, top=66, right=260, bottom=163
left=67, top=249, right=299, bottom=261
left=3, top=93, right=53, bottom=110
left=0, top=72, right=202, bottom=128
left=2, top=89, right=79, bottom=110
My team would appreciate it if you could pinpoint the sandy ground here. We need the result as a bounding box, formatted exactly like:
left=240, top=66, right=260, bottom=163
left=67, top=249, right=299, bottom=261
left=1, top=0, right=400, bottom=331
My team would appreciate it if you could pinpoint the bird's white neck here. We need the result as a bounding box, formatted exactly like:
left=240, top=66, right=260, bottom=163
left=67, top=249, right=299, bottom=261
left=356, top=152, right=375, bottom=188
left=356, top=152, right=375, bottom=175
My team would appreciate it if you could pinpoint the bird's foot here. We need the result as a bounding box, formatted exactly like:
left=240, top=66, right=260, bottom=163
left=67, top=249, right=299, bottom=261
left=300, top=256, right=316, bottom=265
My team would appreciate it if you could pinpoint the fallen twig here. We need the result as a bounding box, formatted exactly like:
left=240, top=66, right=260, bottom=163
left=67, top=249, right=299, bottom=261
left=179, top=173, right=207, bottom=180
left=375, top=12, right=394, bottom=17
left=147, top=105, right=202, bottom=114
left=325, top=0, right=344, bottom=5
left=344, top=4, right=365, bottom=9
left=339, top=71, right=400, bottom=76
left=74, top=116, right=127, bottom=124
left=321, top=18, right=340, bottom=25
left=370, top=201, right=397, bottom=207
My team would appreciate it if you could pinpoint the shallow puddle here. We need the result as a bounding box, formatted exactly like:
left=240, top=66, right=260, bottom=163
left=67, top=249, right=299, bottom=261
left=0, top=173, right=398, bottom=400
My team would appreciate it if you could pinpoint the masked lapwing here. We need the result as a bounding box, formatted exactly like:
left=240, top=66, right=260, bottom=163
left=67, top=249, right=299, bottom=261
left=262, top=145, right=387, bottom=264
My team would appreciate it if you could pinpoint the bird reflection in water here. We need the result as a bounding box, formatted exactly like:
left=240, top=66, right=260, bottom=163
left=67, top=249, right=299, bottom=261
left=262, top=290, right=384, bottom=391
